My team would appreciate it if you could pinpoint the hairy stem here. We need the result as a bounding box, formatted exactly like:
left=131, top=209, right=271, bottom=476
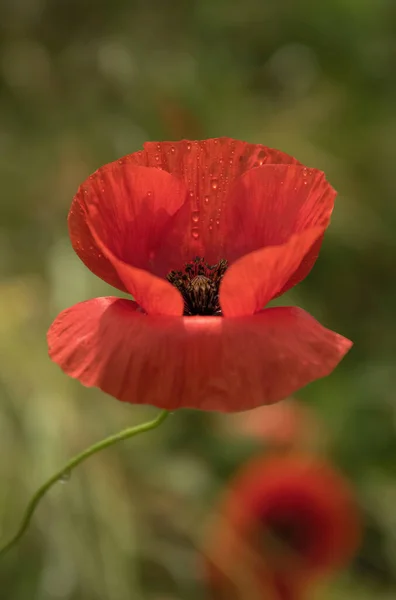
left=0, top=409, right=169, bottom=557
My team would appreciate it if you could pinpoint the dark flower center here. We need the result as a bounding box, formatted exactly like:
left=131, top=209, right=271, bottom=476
left=267, top=517, right=307, bottom=554
left=259, top=510, right=312, bottom=559
left=167, top=256, right=228, bottom=316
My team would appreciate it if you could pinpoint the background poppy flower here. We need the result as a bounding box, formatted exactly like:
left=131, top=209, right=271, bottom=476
left=48, top=137, right=352, bottom=412
left=221, top=398, right=324, bottom=451
left=204, top=454, right=361, bottom=600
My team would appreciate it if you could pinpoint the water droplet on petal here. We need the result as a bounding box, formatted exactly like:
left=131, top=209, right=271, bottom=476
left=204, top=195, right=209, bottom=204
left=191, top=211, right=199, bottom=223
left=147, top=190, right=152, bottom=197
left=186, top=142, right=191, bottom=151
left=59, top=470, right=71, bottom=484
left=215, top=219, right=220, bottom=226
left=211, top=178, right=218, bottom=190
left=191, top=227, right=199, bottom=239
left=170, top=146, right=175, bottom=153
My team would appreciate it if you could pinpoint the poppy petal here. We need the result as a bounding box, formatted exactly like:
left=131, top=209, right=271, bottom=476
left=69, top=163, right=188, bottom=291
left=140, top=138, right=300, bottom=265
left=224, top=164, right=336, bottom=291
left=85, top=195, right=183, bottom=315
left=220, top=227, right=324, bottom=317
left=48, top=300, right=351, bottom=412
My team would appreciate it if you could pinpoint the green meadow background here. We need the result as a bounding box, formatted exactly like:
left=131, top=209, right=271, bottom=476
left=1, top=1, right=396, bottom=598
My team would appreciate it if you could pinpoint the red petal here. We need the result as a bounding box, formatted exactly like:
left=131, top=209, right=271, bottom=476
left=48, top=300, right=352, bottom=412
left=85, top=192, right=183, bottom=315
left=220, top=227, right=324, bottom=317
left=69, top=139, right=302, bottom=280
left=139, top=138, right=300, bottom=265
left=224, top=164, right=336, bottom=291
left=69, top=163, right=188, bottom=291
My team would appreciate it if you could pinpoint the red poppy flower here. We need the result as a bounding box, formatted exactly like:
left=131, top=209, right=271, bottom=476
left=223, top=399, right=323, bottom=450
left=48, top=138, right=352, bottom=412
left=204, top=454, right=361, bottom=600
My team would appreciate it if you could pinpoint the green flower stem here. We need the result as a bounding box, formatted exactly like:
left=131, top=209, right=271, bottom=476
left=0, top=409, right=169, bottom=557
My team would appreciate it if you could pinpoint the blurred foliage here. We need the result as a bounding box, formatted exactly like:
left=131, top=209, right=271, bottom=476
left=1, top=0, right=396, bottom=598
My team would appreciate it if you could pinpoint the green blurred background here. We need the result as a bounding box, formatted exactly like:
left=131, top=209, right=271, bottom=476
left=1, top=0, right=396, bottom=598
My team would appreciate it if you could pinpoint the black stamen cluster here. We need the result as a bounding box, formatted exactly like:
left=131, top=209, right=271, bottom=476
left=167, top=257, right=228, bottom=316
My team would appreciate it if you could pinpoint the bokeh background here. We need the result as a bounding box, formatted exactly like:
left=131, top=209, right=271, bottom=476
left=1, top=0, right=396, bottom=598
